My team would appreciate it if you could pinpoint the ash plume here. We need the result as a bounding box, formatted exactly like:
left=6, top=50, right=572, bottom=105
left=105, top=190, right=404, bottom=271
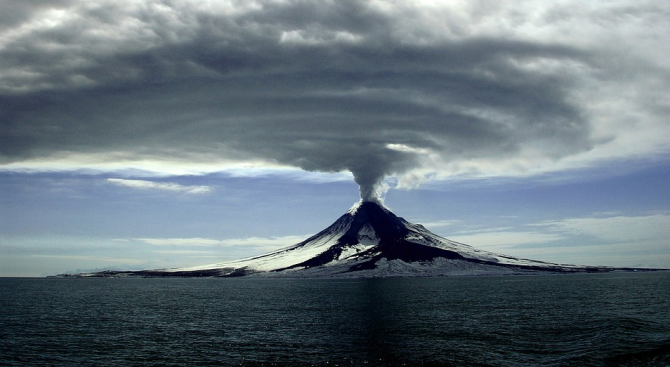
left=0, top=0, right=668, bottom=189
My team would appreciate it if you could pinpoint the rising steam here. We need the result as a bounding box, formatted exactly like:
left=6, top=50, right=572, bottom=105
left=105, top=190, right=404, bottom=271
left=346, top=144, right=418, bottom=204
left=357, top=179, right=389, bottom=204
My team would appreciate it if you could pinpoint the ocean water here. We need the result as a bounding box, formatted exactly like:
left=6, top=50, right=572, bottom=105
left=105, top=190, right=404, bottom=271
left=1, top=273, right=669, bottom=367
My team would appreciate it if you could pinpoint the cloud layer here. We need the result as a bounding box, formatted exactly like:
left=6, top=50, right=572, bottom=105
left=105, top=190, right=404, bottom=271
left=1, top=0, right=669, bottom=199
left=107, top=178, right=211, bottom=194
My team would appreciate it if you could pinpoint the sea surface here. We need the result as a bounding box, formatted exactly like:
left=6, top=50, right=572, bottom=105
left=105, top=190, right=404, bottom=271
left=1, top=272, right=669, bottom=367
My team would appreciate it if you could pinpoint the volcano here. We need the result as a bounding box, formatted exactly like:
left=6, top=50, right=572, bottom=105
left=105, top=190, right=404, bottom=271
left=74, top=201, right=629, bottom=278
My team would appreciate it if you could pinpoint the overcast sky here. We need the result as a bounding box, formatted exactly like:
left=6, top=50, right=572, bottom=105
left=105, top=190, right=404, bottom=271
left=1, top=0, right=669, bottom=276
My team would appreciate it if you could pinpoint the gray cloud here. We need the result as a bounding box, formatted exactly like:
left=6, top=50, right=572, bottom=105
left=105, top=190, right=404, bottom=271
left=1, top=0, right=668, bottom=200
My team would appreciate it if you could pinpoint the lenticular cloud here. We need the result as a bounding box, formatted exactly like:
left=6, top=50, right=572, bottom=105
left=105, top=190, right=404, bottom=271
left=0, top=0, right=668, bottom=191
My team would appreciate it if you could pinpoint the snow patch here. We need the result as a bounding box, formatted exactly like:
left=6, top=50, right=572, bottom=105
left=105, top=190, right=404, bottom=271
left=357, top=223, right=379, bottom=246
left=338, top=244, right=370, bottom=260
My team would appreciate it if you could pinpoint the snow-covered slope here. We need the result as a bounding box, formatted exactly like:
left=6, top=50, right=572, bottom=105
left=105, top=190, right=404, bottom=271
left=74, top=201, right=620, bottom=278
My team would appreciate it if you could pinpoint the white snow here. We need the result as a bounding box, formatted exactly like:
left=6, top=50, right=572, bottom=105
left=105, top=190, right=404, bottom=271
left=338, top=244, right=372, bottom=260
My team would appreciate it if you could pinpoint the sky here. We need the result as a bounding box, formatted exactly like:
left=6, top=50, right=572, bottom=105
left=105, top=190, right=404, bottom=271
left=1, top=0, right=669, bottom=277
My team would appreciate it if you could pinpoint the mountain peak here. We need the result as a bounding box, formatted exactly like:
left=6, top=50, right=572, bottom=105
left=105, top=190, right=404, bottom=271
left=346, top=200, right=389, bottom=214
left=340, top=201, right=408, bottom=246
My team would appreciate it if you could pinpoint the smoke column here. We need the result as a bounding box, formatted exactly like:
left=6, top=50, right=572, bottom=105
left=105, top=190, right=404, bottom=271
left=351, top=164, right=389, bottom=204
left=357, top=180, right=386, bottom=204
left=347, top=144, right=419, bottom=204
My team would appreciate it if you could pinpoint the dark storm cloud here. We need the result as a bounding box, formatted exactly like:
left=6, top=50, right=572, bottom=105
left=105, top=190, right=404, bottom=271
left=1, top=0, right=668, bottom=199
left=0, top=0, right=74, bottom=30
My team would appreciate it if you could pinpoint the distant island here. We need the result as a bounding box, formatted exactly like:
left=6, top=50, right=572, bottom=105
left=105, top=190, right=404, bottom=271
left=57, top=201, right=666, bottom=278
